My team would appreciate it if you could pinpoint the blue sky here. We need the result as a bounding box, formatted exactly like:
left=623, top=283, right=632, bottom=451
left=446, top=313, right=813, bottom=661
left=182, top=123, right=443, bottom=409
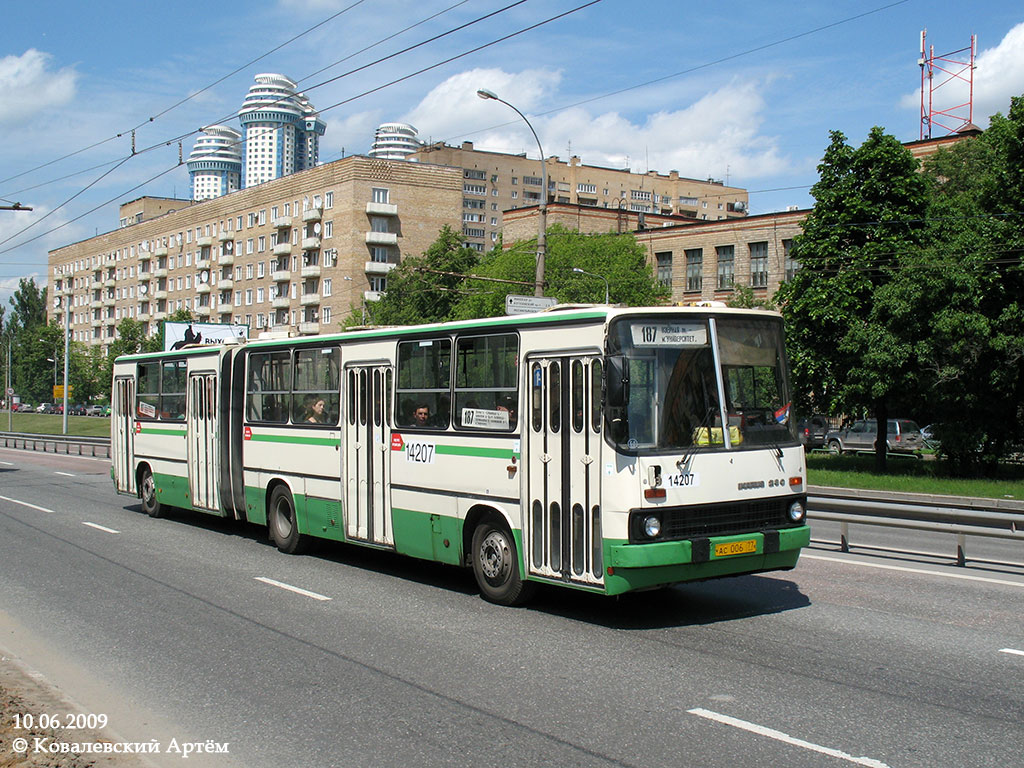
left=1, top=0, right=1022, bottom=308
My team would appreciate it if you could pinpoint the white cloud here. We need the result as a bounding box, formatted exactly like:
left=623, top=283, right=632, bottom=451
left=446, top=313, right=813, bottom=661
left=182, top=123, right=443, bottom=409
left=0, top=50, right=77, bottom=126
left=403, top=68, right=791, bottom=181
left=901, top=22, right=1024, bottom=126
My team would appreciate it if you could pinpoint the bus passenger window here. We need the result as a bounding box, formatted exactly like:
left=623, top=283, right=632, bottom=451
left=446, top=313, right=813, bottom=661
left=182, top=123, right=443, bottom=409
left=453, top=334, right=518, bottom=431
left=160, top=360, right=187, bottom=420
left=247, top=351, right=290, bottom=423
left=396, top=339, right=451, bottom=429
left=292, top=346, right=340, bottom=425
left=137, top=362, right=160, bottom=419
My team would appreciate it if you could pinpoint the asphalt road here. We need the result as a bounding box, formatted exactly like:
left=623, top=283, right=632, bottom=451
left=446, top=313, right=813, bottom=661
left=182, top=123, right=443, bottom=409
left=1, top=446, right=1022, bottom=768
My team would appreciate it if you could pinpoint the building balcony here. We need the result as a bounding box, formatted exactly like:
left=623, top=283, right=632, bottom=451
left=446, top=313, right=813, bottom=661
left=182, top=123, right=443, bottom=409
left=273, top=241, right=292, bottom=257
left=301, top=236, right=321, bottom=251
left=364, top=290, right=383, bottom=302
left=298, top=321, right=320, bottom=335
left=300, top=293, right=320, bottom=306
left=90, top=299, right=102, bottom=309
left=301, top=207, right=323, bottom=223
left=272, top=270, right=291, bottom=282
left=197, top=236, right=213, bottom=248
left=300, top=264, right=321, bottom=279
left=218, top=278, right=234, bottom=290
left=364, top=261, right=396, bottom=276
left=103, top=297, right=115, bottom=307
left=91, top=317, right=102, bottom=327
left=196, top=306, right=212, bottom=317
left=153, top=268, right=168, bottom=278
left=195, top=257, right=211, bottom=270
left=218, top=230, right=233, bottom=242
left=138, top=250, right=152, bottom=262
left=137, top=312, right=150, bottom=323
left=154, top=290, right=168, bottom=300
left=196, top=283, right=211, bottom=294
left=365, top=231, right=397, bottom=246
left=153, top=311, right=167, bottom=321
left=153, top=246, right=168, bottom=258
left=104, top=278, right=116, bottom=289
left=218, top=251, right=234, bottom=266
left=366, top=201, right=398, bottom=216
left=90, top=279, right=103, bottom=290
left=272, top=296, right=290, bottom=309
left=272, top=216, right=292, bottom=229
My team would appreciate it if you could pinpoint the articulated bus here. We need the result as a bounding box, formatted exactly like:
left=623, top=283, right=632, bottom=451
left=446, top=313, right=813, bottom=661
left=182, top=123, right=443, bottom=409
left=111, top=306, right=810, bottom=605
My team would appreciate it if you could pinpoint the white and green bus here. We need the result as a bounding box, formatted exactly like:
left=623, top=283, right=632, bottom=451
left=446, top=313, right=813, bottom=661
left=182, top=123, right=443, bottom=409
left=111, top=306, right=809, bottom=605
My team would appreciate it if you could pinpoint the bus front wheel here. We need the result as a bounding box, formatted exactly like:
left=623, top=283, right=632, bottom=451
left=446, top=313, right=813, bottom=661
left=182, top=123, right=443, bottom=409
left=140, top=467, right=163, bottom=518
left=471, top=517, right=535, bottom=606
left=269, top=486, right=307, bottom=554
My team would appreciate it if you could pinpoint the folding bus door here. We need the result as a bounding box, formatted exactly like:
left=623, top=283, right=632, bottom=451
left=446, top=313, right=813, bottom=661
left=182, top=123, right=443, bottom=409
left=112, top=376, right=136, bottom=495
left=344, top=365, right=393, bottom=546
left=187, top=372, right=219, bottom=512
left=524, top=355, right=604, bottom=587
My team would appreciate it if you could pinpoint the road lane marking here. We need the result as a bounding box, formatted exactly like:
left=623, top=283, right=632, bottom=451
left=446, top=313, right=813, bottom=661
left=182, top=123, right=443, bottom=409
left=801, top=553, right=1024, bottom=588
left=999, top=648, right=1024, bottom=657
left=688, top=708, right=890, bottom=768
left=255, top=576, right=331, bottom=601
left=55, top=471, right=76, bottom=477
left=0, top=460, right=13, bottom=465
left=82, top=522, right=120, bottom=534
left=0, top=495, right=56, bottom=514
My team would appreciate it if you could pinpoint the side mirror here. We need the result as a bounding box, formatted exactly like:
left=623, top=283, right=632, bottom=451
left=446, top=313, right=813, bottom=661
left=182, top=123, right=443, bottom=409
left=606, top=355, right=629, bottom=408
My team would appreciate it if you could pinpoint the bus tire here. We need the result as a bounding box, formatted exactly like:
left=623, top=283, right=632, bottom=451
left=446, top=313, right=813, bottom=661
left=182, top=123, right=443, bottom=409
left=471, top=517, right=536, bottom=606
left=269, top=485, right=307, bottom=554
left=140, top=467, right=164, bottom=518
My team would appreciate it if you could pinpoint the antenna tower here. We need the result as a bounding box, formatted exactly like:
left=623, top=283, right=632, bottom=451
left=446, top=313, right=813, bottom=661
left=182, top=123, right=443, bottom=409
left=919, top=29, right=977, bottom=140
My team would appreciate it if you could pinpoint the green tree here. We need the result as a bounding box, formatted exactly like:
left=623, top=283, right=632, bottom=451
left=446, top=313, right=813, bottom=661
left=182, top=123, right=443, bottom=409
left=453, top=225, right=669, bottom=319
left=362, top=225, right=479, bottom=326
left=775, top=127, right=929, bottom=471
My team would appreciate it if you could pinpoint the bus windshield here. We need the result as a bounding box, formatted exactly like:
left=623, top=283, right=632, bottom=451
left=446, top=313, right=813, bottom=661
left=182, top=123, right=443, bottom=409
left=607, top=315, right=796, bottom=452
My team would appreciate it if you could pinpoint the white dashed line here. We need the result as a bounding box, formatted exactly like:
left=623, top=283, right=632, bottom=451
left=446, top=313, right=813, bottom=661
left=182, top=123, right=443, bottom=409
left=0, top=495, right=56, bottom=514
left=0, top=460, right=13, bottom=465
left=255, top=576, right=331, bottom=601
left=82, top=522, right=120, bottom=534
left=55, top=471, right=76, bottom=477
left=688, top=708, right=890, bottom=767
left=999, top=648, right=1024, bottom=657
left=801, top=553, right=1024, bottom=588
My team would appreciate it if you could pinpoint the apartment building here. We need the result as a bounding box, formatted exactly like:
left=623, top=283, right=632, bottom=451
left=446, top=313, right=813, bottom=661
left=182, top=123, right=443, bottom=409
left=410, top=141, right=749, bottom=252
left=503, top=203, right=806, bottom=304
left=48, top=156, right=462, bottom=349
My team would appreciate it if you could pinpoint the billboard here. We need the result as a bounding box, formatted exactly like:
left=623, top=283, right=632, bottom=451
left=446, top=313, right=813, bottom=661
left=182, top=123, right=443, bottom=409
left=164, top=322, right=248, bottom=351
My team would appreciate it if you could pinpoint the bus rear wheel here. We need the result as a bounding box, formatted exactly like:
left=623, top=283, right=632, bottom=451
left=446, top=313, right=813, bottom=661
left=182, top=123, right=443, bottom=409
left=269, top=486, right=307, bottom=554
left=471, top=517, right=535, bottom=606
left=140, top=467, right=164, bottom=518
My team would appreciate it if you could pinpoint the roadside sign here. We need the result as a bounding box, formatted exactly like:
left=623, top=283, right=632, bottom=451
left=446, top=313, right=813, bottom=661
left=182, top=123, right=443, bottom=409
left=5, top=387, right=12, bottom=396
left=53, top=385, right=73, bottom=399
left=505, top=295, right=557, bottom=315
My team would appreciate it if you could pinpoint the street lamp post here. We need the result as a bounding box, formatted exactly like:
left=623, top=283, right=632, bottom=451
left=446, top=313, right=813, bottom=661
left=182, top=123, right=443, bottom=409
left=572, top=267, right=610, bottom=304
left=476, top=88, right=547, bottom=298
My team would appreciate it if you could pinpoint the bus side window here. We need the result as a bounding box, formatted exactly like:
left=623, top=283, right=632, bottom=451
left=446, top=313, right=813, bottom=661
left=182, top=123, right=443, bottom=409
left=137, top=361, right=160, bottom=419
left=160, top=360, right=187, bottom=420
left=247, top=351, right=290, bottom=423
left=396, top=339, right=451, bottom=429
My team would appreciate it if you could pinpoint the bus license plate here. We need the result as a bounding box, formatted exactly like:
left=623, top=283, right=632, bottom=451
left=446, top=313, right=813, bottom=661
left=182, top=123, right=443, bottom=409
left=714, top=539, right=757, bottom=558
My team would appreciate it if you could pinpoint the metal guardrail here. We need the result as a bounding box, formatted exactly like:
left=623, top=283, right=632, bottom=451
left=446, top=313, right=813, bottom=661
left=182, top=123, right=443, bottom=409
left=807, top=486, right=1024, bottom=567
left=0, top=431, right=110, bottom=458
left=1, top=435, right=1018, bottom=565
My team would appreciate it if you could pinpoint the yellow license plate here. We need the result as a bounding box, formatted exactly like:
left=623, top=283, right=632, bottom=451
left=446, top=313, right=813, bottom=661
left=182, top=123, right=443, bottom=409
left=714, top=539, right=757, bottom=558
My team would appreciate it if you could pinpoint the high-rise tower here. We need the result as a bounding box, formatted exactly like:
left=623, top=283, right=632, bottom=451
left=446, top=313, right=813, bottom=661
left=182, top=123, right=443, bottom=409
left=369, top=123, right=422, bottom=160
left=237, top=73, right=326, bottom=188
left=187, top=125, right=242, bottom=201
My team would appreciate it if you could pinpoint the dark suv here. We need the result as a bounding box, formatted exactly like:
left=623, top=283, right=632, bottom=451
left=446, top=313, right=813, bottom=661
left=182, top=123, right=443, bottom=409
left=796, top=415, right=830, bottom=450
left=826, top=419, right=924, bottom=455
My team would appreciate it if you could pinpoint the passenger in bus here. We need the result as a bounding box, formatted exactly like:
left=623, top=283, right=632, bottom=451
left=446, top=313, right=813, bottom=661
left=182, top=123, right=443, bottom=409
left=411, top=403, right=431, bottom=428
left=304, top=395, right=327, bottom=424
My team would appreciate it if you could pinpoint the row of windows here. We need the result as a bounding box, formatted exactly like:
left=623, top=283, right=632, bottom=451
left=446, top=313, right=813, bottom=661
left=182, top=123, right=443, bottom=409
left=654, top=240, right=799, bottom=291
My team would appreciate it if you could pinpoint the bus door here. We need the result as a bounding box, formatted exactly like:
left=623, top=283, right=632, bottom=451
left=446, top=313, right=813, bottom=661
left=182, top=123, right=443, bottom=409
left=187, top=372, right=219, bottom=511
left=112, top=376, right=136, bottom=495
left=344, top=365, right=393, bottom=546
left=525, top=355, right=604, bottom=587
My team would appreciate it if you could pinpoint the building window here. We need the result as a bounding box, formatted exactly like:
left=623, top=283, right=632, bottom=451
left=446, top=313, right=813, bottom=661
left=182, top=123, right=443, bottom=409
left=464, top=169, right=486, bottom=180
left=370, top=217, right=389, bottom=234
left=655, top=252, right=672, bottom=288
left=325, top=191, right=334, bottom=208
left=371, top=188, right=388, bottom=204
left=370, top=277, right=387, bottom=292
left=631, top=190, right=651, bottom=201
left=463, top=184, right=486, bottom=196
left=323, top=278, right=332, bottom=297
left=783, top=239, right=799, bottom=281
left=324, top=221, right=333, bottom=238
left=371, top=246, right=389, bottom=263
left=685, top=248, right=703, bottom=292
left=716, top=245, right=735, bottom=290
left=749, top=242, right=768, bottom=288
left=577, top=183, right=597, bottom=194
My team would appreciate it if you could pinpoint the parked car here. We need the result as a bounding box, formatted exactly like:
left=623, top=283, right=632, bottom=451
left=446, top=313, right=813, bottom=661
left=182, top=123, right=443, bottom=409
left=84, top=405, right=104, bottom=416
left=826, top=418, right=925, bottom=455
left=36, top=402, right=53, bottom=414
left=796, top=414, right=831, bottom=450
left=69, top=403, right=87, bottom=416
left=17, top=403, right=33, bottom=412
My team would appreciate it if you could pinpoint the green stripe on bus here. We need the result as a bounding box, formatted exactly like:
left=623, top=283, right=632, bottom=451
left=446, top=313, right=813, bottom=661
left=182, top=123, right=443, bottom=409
left=139, top=428, right=187, bottom=436
left=248, top=433, right=341, bottom=447
left=433, top=444, right=518, bottom=459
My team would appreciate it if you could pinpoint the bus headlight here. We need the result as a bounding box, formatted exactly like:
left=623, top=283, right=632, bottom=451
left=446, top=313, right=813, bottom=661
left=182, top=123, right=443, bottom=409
left=788, top=501, right=806, bottom=523
left=643, top=515, right=661, bottom=538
